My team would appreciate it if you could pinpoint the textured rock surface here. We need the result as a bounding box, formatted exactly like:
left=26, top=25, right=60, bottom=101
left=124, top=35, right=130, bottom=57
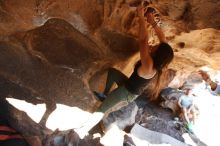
left=102, top=102, right=138, bottom=131
left=0, top=0, right=220, bottom=144
left=0, top=18, right=100, bottom=111
left=135, top=99, right=185, bottom=142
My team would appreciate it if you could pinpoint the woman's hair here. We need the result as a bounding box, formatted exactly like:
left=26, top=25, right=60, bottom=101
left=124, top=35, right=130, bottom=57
left=152, top=43, right=174, bottom=71
left=148, top=43, right=174, bottom=100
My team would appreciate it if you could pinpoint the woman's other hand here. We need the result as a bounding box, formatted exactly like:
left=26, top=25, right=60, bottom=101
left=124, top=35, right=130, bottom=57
left=198, top=70, right=210, bottom=82
left=146, top=13, right=156, bottom=25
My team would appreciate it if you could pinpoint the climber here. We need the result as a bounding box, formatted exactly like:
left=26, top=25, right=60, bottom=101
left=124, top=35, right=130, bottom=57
left=75, top=3, right=174, bottom=138
left=199, top=70, right=220, bottom=96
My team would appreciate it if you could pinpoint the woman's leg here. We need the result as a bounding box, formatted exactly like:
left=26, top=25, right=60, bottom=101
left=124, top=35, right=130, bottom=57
left=97, top=86, right=136, bottom=116
left=75, top=87, right=137, bottom=139
left=103, top=68, right=128, bottom=95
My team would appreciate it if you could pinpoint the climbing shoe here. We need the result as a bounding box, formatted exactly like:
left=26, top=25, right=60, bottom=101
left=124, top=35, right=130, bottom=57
left=93, top=91, right=107, bottom=102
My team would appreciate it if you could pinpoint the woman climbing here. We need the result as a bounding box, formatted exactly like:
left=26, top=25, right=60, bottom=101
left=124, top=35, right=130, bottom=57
left=75, top=3, right=174, bottom=138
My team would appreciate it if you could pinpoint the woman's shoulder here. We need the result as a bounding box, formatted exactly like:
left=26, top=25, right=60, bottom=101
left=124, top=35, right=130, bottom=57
left=138, top=68, right=157, bottom=79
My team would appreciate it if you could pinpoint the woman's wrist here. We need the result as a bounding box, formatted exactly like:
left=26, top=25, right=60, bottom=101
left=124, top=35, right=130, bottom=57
left=210, top=81, right=217, bottom=91
left=151, top=21, right=157, bottom=27
left=139, top=16, right=145, bottom=20
left=206, top=78, right=212, bottom=84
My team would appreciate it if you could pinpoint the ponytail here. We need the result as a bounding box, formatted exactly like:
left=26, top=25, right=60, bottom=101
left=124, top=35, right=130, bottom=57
left=151, top=69, right=162, bottom=100
left=145, top=69, right=165, bottom=101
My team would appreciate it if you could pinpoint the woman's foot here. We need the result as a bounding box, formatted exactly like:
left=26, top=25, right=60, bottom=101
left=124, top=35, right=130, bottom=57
left=93, top=91, right=107, bottom=102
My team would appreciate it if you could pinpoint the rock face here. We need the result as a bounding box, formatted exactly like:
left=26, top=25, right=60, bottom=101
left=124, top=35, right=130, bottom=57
left=0, top=0, right=104, bottom=36
left=0, top=0, right=220, bottom=142
left=102, top=102, right=138, bottom=131
left=0, top=18, right=101, bottom=111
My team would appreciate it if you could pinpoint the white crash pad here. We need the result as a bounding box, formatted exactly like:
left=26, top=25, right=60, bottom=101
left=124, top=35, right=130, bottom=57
left=130, top=124, right=187, bottom=146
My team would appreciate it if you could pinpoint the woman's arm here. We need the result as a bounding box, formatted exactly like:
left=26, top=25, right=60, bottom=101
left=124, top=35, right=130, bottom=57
left=147, top=13, right=166, bottom=43
left=183, top=108, right=190, bottom=123
left=199, top=70, right=217, bottom=91
left=137, top=5, right=154, bottom=77
left=178, top=98, right=182, bottom=108
left=209, top=81, right=218, bottom=91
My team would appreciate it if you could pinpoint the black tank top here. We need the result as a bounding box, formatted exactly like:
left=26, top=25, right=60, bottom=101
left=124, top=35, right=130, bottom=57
left=125, top=61, right=152, bottom=95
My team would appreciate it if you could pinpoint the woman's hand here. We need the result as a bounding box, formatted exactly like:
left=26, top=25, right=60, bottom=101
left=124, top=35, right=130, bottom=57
left=146, top=13, right=156, bottom=25
left=198, top=70, right=210, bottom=82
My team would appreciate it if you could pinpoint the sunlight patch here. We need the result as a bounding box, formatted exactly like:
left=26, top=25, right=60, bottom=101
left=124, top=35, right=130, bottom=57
left=6, top=98, right=46, bottom=123
left=100, top=124, right=124, bottom=146
left=46, top=104, right=92, bottom=131
left=190, top=81, right=220, bottom=146
left=5, top=98, right=93, bottom=132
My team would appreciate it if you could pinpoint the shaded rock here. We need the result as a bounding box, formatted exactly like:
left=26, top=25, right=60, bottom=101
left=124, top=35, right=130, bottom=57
left=136, top=102, right=184, bottom=142
left=23, top=18, right=102, bottom=70
left=25, top=136, right=42, bottom=146
left=44, top=130, right=102, bottom=146
left=0, top=75, right=42, bottom=104
left=102, top=102, right=138, bottom=131
left=0, top=0, right=104, bottom=36
left=160, top=87, right=183, bottom=113
left=0, top=18, right=101, bottom=111
left=177, top=42, right=185, bottom=48
left=0, top=99, right=50, bottom=141
left=97, top=28, right=139, bottom=58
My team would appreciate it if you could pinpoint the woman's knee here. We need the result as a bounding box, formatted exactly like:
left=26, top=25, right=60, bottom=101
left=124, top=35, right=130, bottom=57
left=97, top=97, right=128, bottom=114
left=108, top=68, right=120, bottom=75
